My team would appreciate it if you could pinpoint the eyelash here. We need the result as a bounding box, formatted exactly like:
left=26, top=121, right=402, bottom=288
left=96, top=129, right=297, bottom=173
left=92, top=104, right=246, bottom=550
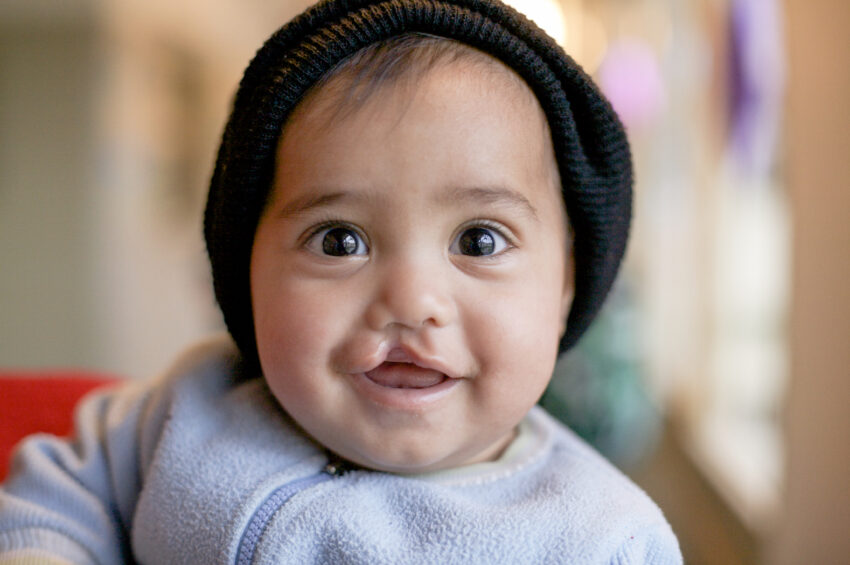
left=304, top=219, right=363, bottom=240
left=461, top=219, right=513, bottom=241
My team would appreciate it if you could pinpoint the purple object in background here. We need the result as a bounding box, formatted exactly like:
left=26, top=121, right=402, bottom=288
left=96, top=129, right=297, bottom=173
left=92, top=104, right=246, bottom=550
left=728, top=0, right=785, bottom=178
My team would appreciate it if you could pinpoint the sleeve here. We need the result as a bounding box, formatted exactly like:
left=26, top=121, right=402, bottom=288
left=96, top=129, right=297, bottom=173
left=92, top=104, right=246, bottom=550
left=0, top=378, right=159, bottom=565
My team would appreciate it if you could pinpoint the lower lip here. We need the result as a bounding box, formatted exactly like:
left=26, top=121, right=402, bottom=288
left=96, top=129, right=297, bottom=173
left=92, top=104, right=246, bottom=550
left=350, top=372, right=461, bottom=410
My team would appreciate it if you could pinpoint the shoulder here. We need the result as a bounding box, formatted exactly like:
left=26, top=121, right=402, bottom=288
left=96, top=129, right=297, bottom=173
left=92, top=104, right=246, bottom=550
left=153, top=333, right=244, bottom=391
left=134, top=333, right=305, bottom=466
left=528, top=407, right=682, bottom=563
left=530, top=406, right=654, bottom=503
left=138, top=333, right=259, bottom=428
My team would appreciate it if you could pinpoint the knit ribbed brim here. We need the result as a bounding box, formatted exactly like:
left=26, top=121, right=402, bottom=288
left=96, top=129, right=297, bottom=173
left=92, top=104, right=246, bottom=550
left=204, top=0, right=632, bottom=367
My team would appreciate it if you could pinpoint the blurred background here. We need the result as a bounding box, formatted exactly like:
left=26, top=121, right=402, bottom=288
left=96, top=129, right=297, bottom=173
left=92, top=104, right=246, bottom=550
left=0, top=0, right=847, bottom=563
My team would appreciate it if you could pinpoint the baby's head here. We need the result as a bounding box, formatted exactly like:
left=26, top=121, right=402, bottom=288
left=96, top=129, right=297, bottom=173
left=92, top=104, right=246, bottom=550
left=204, top=0, right=631, bottom=473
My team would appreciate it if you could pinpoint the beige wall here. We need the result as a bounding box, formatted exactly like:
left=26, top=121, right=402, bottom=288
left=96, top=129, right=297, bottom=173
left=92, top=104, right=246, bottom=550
left=0, top=25, right=100, bottom=368
left=770, top=0, right=850, bottom=562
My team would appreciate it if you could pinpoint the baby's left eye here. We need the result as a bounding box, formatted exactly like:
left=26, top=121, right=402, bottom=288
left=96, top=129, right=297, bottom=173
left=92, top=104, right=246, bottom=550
left=450, top=226, right=509, bottom=257
left=304, top=225, right=369, bottom=257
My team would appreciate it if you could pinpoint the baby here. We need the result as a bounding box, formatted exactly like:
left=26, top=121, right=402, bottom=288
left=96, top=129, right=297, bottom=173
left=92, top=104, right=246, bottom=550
left=0, top=0, right=681, bottom=563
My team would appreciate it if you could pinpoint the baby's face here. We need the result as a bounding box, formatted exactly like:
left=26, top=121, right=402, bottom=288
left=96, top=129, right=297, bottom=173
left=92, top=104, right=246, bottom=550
left=250, top=59, right=572, bottom=473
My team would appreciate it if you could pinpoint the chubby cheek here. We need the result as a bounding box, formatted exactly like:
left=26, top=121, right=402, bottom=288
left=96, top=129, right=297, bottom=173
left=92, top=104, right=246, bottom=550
left=465, top=282, right=563, bottom=417
left=255, top=310, right=306, bottom=376
left=253, top=289, right=347, bottom=433
left=252, top=261, right=348, bottom=387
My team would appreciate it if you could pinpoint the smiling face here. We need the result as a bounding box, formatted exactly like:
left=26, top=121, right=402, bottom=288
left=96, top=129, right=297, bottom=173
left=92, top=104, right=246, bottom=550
left=250, top=53, right=572, bottom=473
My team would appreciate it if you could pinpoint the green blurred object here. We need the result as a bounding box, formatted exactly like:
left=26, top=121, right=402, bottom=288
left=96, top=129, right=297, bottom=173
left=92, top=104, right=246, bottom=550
left=540, top=280, right=661, bottom=470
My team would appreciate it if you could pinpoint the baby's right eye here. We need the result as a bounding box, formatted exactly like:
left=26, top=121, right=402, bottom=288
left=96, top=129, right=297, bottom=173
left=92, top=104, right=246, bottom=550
left=449, top=225, right=510, bottom=257
left=305, top=225, right=368, bottom=257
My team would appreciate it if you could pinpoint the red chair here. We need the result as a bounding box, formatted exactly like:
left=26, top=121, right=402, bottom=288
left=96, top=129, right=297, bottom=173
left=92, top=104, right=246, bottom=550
left=0, top=371, right=116, bottom=481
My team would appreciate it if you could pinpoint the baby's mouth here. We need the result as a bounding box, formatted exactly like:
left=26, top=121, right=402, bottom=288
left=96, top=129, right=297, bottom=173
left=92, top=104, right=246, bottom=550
left=364, top=362, right=447, bottom=389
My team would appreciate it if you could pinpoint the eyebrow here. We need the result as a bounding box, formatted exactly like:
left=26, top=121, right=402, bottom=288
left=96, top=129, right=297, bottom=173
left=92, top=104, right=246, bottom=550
left=272, top=185, right=539, bottom=219
left=438, top=186, right=539, bottom=220
left=273, top=192, right=357, bottom=218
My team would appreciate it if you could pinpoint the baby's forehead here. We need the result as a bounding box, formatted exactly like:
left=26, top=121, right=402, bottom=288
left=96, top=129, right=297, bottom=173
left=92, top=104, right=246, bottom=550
left=285, top=34, right=544, bottom=135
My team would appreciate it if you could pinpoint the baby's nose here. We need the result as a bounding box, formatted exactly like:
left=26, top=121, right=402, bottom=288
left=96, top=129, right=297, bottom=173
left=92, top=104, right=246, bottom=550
left=364, top=257, right=457, bottom=331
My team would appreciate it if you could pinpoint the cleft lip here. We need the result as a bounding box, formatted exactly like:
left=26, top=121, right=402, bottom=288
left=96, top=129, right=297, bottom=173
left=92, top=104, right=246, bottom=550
left=370, top=345, right=460, bottom=381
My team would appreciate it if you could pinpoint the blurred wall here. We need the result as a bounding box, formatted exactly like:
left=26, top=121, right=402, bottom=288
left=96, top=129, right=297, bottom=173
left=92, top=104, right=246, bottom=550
left=770, top=0, right=850, bottom=562
left=0, top=22, right=100, bottom=368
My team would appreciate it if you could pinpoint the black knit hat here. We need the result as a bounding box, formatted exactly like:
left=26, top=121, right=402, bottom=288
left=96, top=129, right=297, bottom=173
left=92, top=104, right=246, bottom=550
left=204, top=0, right=632, bottom=367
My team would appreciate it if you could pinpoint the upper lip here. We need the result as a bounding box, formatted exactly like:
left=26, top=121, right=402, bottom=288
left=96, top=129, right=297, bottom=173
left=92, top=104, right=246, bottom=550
left=366, top=344, right=460, bottom=380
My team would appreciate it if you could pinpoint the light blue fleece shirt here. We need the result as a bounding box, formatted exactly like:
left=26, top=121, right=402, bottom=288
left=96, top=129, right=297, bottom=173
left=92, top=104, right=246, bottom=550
left=0, top=337, right=682, bottom=564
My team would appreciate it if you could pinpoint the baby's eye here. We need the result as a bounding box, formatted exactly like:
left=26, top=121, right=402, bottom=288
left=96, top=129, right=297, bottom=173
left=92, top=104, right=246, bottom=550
left=450, top=226, right=509, bottom=257
left=306, top=226, right=368, bottom=256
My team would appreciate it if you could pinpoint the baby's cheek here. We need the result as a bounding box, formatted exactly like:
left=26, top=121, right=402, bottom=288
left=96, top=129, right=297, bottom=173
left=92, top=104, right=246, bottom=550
left=482, top=290, right=561, bottom=376
left=465, top=309, right=529, bottom=372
